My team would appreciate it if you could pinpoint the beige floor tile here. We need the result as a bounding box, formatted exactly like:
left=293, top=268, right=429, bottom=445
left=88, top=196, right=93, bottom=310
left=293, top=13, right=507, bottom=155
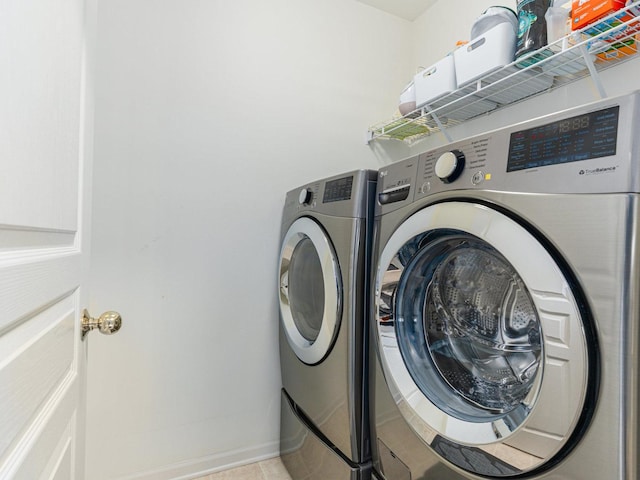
left=194, top=457, right=292, bottom=480
left=205, top=462, right=265, bottom=480
left=259, top=457, right=293, bottom=479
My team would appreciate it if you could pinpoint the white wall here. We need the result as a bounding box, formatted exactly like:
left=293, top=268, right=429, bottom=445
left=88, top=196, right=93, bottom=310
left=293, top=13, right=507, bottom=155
left=87, top=1, right=412, bottom=479
left=87, top=1, right=640, bottom=478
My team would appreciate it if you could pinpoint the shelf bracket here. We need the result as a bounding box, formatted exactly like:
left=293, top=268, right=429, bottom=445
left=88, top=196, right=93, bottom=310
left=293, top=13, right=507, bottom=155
left=365, top=130, right=375, bottom=145
left=580, top=44, right=607, bottom=98
left=425, top=106, right=453, bottom=143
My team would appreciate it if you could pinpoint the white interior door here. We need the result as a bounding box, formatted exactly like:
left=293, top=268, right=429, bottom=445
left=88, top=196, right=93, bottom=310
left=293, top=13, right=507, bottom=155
left=0, top=0, right=97, bottom=477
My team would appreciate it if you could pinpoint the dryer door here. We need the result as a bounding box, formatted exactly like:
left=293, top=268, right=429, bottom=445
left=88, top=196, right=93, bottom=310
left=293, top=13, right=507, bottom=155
left=375, top=202, right=595, bottom=477
left=279, top=217, right=342, bottom=365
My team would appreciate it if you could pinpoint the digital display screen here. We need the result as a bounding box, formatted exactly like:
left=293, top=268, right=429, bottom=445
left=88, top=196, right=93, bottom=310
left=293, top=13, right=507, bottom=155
left=323, top=176, right=353, bottom=203
left=507, top=106, right=619, bottom=172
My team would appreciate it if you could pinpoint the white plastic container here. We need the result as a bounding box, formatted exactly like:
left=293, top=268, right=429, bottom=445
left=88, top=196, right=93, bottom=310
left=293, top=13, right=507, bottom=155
left=471, top=6, right=518, bottom=39
left=413, top=55, right=457, bottom=108
left=453, top=22, right=517, bottom=87
left=398, top=81, right=416, bottom=116
left=545, top=6, right=570, bottom=44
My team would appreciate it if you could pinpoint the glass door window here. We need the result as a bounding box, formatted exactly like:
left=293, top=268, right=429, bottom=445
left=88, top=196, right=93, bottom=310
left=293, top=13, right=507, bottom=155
left=280, top=217, right=342, bottom=365
left=288, top=237, right=325, bottom=343
left=395, top=232, right=543, bottom=422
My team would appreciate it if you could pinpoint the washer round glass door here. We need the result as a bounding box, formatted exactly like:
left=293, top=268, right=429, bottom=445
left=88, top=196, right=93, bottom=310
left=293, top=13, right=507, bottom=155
left=375, top=202, right=592, bottom=477
left=279, top=217, right=342, bottom=365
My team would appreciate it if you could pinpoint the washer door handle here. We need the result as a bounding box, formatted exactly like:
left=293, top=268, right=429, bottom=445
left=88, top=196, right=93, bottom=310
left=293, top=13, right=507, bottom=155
left=280, top=271, right=290, bottom=302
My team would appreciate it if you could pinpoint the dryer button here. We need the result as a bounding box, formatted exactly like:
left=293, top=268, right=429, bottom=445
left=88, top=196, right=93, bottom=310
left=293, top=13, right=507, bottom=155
left=472, top=171, right=485, bottom=185
left=298, top=188, right=313, bottom=205
left=435, top=150, right=465, bottom=183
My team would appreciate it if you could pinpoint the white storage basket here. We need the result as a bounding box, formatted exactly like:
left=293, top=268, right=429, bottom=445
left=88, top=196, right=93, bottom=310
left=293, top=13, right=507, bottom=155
left=414, top=55, right=457, bottom=108
left=454, top=22, right=517, bottom=87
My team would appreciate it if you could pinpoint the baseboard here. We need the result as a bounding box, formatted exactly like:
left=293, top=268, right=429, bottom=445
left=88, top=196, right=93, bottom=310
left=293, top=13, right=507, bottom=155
left=115, top=440, right=281, bottom=480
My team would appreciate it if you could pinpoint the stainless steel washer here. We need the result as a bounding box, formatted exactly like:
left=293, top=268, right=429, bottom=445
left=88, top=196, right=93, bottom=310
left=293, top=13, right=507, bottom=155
left=370, top=91, right=640, bottom=479
left=278, top=170, right=376, bottom=480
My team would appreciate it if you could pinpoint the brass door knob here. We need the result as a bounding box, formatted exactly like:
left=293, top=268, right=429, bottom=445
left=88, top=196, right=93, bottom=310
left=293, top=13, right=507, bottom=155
left=82, top=309, right=122, bottom=340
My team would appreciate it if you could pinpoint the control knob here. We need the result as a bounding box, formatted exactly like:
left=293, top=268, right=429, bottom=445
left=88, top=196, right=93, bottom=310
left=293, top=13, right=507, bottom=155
left=298, top=188, right=313, bottom=205
left=435, top=149, right=465, bottom=184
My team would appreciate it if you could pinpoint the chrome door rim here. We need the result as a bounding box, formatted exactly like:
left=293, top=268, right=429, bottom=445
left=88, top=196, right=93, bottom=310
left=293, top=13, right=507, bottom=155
left=279, top=217, right=342, bottom=365
left=375, top=201, right=590, bottom=475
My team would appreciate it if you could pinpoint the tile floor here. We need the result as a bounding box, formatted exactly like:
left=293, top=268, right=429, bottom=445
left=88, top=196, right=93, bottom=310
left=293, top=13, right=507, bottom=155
left=195, top=457, right=292, bottom=480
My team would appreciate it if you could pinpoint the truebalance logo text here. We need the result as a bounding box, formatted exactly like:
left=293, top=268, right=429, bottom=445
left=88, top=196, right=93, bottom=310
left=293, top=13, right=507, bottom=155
left=579, top=166, right=619, bottom=176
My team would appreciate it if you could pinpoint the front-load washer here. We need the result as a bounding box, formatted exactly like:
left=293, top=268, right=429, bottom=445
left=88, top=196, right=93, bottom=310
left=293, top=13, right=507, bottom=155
left=278, top=169, right=376, bottom=479
left=370, top=91, right=640, bottom=479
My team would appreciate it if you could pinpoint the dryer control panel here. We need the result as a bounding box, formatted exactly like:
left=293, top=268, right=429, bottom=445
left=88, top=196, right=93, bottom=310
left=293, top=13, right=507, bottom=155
left=283, top=169, right=377, bottom=223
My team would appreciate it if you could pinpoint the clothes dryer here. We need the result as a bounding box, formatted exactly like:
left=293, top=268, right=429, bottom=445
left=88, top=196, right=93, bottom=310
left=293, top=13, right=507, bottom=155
left=370, top=92, right=640, bottom=479
left=278, top=169, right=376, bottom=480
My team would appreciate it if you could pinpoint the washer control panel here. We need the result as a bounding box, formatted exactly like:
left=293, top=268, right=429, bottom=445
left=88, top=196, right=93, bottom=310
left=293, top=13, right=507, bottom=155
left=418, top=137, right=490, bottom=198
left=378, top=91, right=640, bottom=209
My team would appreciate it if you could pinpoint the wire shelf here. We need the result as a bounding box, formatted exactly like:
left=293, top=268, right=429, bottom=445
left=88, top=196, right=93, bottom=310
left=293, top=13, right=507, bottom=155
left=368, top=1, right=640, bottom=144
